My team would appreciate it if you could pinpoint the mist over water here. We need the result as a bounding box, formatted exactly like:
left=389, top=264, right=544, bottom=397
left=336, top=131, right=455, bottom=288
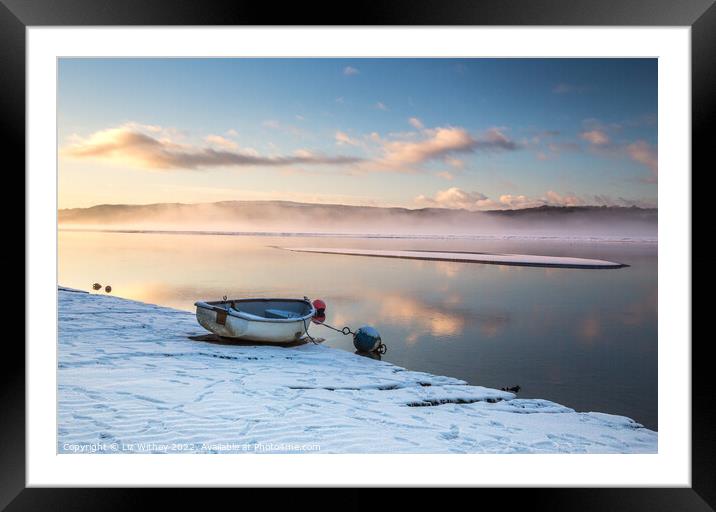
left=59, top=200, right=658, bottom=240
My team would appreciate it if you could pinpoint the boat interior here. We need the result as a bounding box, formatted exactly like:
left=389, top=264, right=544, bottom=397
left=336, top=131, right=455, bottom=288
left=201, top=299, right=313, bottom=320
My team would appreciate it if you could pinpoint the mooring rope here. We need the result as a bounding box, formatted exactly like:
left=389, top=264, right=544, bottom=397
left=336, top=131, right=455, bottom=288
left=301, top=317, right=321, bottom=344
left=318, top=322, right=354, bottom=336
left=301, top=319, right=355, bottom=344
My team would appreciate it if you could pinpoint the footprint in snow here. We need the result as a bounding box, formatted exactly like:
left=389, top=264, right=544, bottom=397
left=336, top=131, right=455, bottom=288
left=440, top=424, right=460, bottom=440
left=394, top=436, right=420, bottom=446
left=531, top=440, right=557, bottom=450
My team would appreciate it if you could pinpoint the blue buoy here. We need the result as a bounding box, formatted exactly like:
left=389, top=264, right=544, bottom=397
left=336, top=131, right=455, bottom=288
left=353, top=326, right=382, bottom=353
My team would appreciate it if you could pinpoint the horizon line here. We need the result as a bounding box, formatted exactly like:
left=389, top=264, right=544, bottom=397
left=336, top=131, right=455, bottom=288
left=58, top=198, right=658, bottom=213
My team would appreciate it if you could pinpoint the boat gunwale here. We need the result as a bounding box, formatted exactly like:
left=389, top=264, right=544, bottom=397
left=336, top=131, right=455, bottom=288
left=195, top=298, right=316, bottom=323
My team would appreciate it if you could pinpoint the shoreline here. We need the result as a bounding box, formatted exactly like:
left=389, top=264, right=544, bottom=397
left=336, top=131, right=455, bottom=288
left=58, top=227, right=657, bottom=244
left=58, top=287, right=657, bottom=454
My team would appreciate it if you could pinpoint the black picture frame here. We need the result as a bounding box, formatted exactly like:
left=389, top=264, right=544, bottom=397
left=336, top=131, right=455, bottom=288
left=5, top=0, right=707, bottom=508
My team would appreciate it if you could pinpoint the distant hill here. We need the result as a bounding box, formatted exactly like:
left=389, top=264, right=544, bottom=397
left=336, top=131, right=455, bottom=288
left=58, top=200, right=657, bottom=237
left=484, top=204, right=657, bottom=221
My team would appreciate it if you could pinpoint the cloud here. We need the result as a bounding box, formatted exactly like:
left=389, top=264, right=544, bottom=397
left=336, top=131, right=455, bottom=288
left=415, top=189, right=544, bottom=211
left=414, top=188, right=651, bottom=211
left=445, top=157, right=465, bottom=169
left=375, top=102, right=388, bottom=111
left=626, top=140, right=658, bottom=182
left=63, top=121, right=519, bottom=176
left=523, top=129, right=561, bottom=148
left=533, top=137, right=582, bottom=161
left=378, top=126, right=517, bottom=169
left=204, top=134, right=238, bottom=150
left=343, top=66, right=360, bottom=76
left=293, top=148, right=316, bottom=158
left=544, top=190, right=584, bottom=207
left=579, top=119, right=657, bottom=182
left=62, top=124, right=363, bottom=170
left=415, top=187, right=493, bottom=210
left=261, top=119, right=305, bottom=137
left=496, top=194, right=544, bottom=209
left=408, top=117, right=424, bottom=129
left=479, top=128, right=518, bottom=150
left=526, top=129, right=581, bottom=161
left=580, top=129, right=610, bottom=146
left=436, top=171, right=454, bottom=180
left=335, top=130, right=361, bottom=146
left=582, top=118, right=622, bottom=134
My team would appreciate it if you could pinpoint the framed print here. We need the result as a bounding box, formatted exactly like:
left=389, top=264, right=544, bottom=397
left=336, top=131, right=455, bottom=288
left=7, top=0, right=708, bottom=508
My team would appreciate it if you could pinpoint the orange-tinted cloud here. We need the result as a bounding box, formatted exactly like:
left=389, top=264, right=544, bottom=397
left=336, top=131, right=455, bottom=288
left=379, top=127, right=516, bottom=168
left=580, top=129, right=610, bottom=146
left=62, top=125, right=363, bottom=170
left=626, top=140, right=658, bottom=182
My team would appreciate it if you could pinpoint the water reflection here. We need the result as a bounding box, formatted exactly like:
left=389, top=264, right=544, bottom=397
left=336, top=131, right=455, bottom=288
left=434, top=261, right=462, bottom=279
left=374, top=293, right=465, bottom=338
left=579, top=314, right=601, bottom=343
left=59, top=230, right=658, bottom=429
left=473, top=313, right=511, bottom=338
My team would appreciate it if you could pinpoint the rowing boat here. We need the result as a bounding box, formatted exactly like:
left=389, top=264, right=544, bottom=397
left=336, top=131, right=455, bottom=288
left=195, top=298, right=316, bottom=343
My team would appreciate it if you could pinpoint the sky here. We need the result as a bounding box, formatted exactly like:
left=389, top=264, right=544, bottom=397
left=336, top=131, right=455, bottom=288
left=58, top=58, right=657, bottom=210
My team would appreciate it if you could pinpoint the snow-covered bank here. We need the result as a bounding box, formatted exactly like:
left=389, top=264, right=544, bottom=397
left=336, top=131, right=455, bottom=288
left=285, top=248, right=627, bottom=269
left=58, top=288, right=657, bottom=453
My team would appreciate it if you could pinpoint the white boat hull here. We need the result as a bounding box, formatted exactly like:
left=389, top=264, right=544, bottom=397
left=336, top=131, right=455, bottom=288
left=195, top=298, right=315, bottom=344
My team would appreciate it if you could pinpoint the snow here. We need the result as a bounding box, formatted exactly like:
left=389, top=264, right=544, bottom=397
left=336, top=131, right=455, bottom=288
left=284, top=248, right=627, bottom=269
left=58, top=288, right=656, bottom=453
left=58, top=285, right=89, bottom=294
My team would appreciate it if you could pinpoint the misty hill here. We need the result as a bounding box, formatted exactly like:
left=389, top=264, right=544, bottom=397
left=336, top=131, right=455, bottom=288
left=484, top=204, right=656, bottom=221
left=58, top=200, right=657, bottom=238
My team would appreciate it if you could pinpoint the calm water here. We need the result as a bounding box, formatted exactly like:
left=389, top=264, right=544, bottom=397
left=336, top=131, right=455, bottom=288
left=59, top=230, right=658, bottom=430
